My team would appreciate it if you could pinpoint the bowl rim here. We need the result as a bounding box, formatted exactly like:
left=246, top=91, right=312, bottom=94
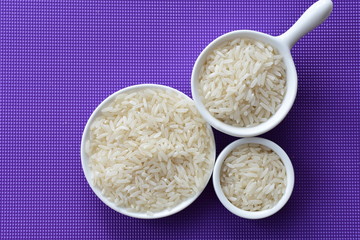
left=80, top=84, right=216, bottom=219
left=191, top=30, right=298, bottom=137
left=212, top=137, right=295, bottom=219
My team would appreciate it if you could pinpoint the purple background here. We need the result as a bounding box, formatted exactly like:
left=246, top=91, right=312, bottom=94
left=1, top=0, right=359, bottom=239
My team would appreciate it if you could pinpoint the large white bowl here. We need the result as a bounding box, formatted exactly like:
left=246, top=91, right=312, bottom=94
left=81, top=84, right=216, bottom=219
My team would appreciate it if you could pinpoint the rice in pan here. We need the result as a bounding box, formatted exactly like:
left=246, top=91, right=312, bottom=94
left=199, top=38, right=286, bottom=127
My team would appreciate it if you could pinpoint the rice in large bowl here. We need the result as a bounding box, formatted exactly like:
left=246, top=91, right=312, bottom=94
left=81, top=84, right=215, bottom=218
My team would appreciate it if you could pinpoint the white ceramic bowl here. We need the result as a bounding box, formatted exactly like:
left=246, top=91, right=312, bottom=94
left=213, top=137, right=295, bottom=219
left=81, top=84, right=216, bottom=219
left=191, top=0, right=333, bottom=137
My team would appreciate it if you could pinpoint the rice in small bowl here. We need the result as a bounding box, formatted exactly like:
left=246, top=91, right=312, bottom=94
left=213, top=137, right=294, bottom=219
left=81, top=84, right=216, bottom=219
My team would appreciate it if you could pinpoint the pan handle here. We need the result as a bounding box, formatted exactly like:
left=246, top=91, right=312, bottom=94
left=277, top=0, right=333, bottom=49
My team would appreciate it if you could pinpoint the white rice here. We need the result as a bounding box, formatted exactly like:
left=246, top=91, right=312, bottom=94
left=198, top=38, right=286, bottom=127
left=86, top=88, right=214, bottom=213
left=220, top=143, right=287, bottom=211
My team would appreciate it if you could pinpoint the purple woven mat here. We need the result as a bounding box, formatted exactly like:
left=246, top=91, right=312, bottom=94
left=1, top=0, right=359, bottom=239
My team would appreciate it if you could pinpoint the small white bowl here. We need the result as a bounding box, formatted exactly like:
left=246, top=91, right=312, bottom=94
left=213, top=137, right=295, bottom=219
left=81, top=84, right=216, bottom=219
left=191, top=0, right=332, bottom=137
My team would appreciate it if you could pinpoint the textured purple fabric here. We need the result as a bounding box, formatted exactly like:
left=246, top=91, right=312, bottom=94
left=1, top=0, right=359, bottom=239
